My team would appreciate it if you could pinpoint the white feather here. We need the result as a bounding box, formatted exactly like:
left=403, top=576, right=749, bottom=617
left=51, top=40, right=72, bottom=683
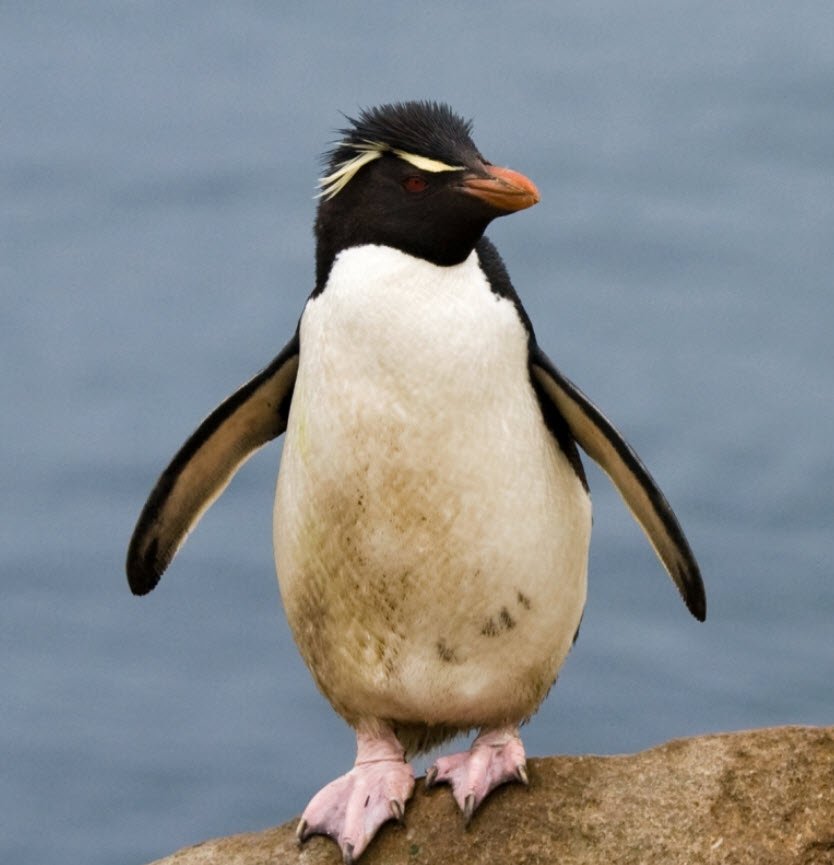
left=317, top=145, right=383, bottom=200
left=318, top=144, right=462, bottom=200
left=393, top=149, right=463, bottom=173
left=273, top=245, right=591, bottom=729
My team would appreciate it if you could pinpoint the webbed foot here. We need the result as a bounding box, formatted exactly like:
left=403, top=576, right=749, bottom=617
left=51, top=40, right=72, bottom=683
left=425, top=726, right=527, bottom=823
left=297, top=726, right=414, bottom=863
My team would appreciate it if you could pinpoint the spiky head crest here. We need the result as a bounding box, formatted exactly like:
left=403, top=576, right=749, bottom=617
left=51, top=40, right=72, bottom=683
left=318, top=101, right=480, bottom=200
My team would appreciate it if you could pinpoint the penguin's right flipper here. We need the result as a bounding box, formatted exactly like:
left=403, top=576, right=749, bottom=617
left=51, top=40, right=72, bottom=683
left=126, top=332, right=299, bottom=596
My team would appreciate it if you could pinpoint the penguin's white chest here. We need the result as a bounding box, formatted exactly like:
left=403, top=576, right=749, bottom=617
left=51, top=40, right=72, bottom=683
left=274, top=245, right=591, bottom=728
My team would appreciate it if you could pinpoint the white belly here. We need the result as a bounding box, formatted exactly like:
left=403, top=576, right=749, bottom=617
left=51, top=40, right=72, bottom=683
left=274, top=245, right=591, bottom=729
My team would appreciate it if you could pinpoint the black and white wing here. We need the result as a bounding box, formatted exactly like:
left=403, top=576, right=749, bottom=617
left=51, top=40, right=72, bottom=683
left=126, top=334, right=299, bottom=595
left=531, top=344, right=706, bottom=621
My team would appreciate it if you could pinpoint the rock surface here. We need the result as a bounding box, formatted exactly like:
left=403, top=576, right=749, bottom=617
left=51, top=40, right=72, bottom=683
left=148, top=726, right=834, bottom=865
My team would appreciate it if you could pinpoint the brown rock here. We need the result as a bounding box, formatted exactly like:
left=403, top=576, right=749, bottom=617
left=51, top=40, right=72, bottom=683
left=148, top=726, right=834, bottom=865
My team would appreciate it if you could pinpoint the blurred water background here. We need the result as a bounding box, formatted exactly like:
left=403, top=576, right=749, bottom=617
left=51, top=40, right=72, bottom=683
left=2, top=3, right=833, bottom=863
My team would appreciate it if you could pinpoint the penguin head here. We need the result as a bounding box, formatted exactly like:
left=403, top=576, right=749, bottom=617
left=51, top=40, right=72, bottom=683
left=314, top=101, right=539, bottom=286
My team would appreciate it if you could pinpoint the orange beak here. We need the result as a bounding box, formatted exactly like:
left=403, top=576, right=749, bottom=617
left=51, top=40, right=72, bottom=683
left=460, top=165, right=540, bottom=213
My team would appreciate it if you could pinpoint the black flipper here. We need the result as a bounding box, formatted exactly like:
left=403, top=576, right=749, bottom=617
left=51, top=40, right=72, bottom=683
left=126, top=333, right=300, bottom=595
left=530, top=345, right=706, bottom=621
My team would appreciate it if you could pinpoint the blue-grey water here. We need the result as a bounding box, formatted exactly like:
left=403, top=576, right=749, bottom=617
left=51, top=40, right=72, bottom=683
left=3, top=3, right=833, bottom=864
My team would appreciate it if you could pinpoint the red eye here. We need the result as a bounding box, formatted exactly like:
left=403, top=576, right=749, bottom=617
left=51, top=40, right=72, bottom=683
left=402, top=175, right=428, bottom=193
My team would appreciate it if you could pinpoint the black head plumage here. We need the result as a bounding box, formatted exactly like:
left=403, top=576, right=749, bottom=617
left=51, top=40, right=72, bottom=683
left=313, top=100, right=536, bottom=285
left=323, top=101, right=481, bottom=173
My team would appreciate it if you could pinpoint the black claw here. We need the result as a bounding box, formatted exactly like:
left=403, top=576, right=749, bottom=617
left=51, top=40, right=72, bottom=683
left=390, top=799, right=405, bottom=824
left=463, top=793, right=476, bottom=826
left=342, top=841, right=355, bottom=865
left=424, top=766, right=438, bottom=789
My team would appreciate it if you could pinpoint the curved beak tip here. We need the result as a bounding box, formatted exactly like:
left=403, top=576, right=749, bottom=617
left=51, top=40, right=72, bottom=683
left=461, top=165, right=541, bottom=213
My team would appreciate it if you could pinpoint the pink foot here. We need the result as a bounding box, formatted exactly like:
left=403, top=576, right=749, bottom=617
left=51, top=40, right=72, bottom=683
left=426, top=727, right=528, bottom=823
left=297, top=726, right=415, bottom=864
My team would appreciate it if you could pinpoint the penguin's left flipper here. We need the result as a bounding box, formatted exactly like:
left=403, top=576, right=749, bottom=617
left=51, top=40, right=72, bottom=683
left=126, top=332, right=300, bottom=596
left=530, top=345, right=706, bottom=621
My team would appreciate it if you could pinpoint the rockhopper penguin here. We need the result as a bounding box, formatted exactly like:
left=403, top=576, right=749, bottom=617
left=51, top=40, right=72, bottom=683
left=127, top=101, right=705, bottom=864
